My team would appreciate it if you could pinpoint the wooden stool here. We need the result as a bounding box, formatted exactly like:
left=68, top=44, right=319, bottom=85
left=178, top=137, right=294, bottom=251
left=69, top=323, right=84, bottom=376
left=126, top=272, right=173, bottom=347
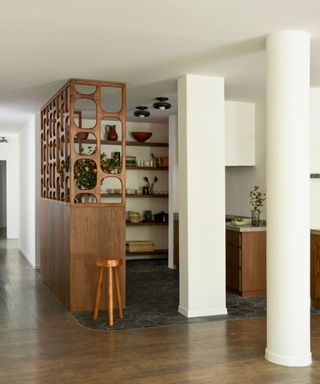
left=93, top=258, right=123, bottom=326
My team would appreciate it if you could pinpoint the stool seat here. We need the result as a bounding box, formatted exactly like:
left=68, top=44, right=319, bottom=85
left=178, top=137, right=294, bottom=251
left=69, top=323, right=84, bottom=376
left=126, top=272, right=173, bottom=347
left=96, top=258, right=122, bottom=268
left=93, top=257, right=123, bottom=326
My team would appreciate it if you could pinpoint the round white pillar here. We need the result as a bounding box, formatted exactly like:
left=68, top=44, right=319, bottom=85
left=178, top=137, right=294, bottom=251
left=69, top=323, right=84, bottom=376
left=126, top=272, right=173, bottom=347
left=266, top=31, right=311, bottom=366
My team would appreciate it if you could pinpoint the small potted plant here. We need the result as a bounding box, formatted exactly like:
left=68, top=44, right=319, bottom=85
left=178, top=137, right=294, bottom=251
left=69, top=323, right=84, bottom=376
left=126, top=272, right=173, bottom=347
left=249, top=185, right=266, bottom=226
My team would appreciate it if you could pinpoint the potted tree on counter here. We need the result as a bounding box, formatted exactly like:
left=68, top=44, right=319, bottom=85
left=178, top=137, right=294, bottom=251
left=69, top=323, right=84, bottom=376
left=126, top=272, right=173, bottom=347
left=250, top=185, right=266, bottom=226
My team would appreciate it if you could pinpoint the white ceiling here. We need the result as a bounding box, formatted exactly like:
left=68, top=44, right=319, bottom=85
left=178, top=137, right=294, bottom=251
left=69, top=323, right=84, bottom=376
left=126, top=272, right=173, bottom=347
left=1, top=0, right=320, bottom=128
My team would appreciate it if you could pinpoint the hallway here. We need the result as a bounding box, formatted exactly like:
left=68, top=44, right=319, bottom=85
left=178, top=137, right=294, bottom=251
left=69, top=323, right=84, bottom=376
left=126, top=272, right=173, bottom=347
left=0, top=240, right=320, bottom=383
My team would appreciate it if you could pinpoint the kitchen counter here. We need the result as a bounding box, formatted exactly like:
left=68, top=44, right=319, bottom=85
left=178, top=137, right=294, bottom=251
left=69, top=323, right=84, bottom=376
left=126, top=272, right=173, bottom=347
left=226, top=223, right=267, bottom=232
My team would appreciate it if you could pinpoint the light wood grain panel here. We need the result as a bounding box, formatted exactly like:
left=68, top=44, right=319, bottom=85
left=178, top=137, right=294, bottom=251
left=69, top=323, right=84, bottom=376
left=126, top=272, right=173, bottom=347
left=40, top=198, right=70, bottom=308
left=241, top=232, right=266, bottom=296
left=69, top=206, right=125, bottom=312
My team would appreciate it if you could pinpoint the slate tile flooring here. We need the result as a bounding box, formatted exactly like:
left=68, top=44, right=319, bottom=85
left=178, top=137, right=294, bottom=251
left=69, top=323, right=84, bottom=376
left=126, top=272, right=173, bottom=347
left=73, top=259, right=320, bottom=332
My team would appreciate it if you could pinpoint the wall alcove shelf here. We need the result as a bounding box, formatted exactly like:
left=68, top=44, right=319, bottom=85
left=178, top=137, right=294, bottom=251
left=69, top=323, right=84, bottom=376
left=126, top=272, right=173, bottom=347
left=126, top=249, right=168, bottom=256
left=126, top=222, right=168, bottom=226
left=126, top=166, right=168, bottom=171
left=82, top=139, right=168, bottom=148
left=101, top=194, right=168, bottom=199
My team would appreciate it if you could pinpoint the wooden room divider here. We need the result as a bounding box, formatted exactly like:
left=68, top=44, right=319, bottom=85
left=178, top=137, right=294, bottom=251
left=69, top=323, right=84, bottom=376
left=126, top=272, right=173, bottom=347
left=40, top=79, right=126, bottom=311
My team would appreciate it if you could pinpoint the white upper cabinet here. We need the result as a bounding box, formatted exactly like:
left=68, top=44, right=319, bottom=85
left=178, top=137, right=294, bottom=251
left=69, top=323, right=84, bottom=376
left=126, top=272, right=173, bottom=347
left=225, top=101, right=255, bottom=166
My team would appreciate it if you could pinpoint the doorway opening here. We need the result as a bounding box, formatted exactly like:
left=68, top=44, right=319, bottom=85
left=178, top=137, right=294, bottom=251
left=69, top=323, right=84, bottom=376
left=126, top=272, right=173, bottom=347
left=0, top=161, right=6, bottom=239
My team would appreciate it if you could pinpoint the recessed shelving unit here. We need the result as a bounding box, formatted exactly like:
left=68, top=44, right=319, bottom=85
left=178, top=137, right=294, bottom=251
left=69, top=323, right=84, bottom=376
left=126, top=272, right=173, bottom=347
left=83, top=139, right=168, bottom=147
left=126, top=222, right=168, bottom=226
left=127, top=166, right=168, bottom=171
left=126, top=249, right=168, bottom=256
left=101, top=194, right=168, bottom=199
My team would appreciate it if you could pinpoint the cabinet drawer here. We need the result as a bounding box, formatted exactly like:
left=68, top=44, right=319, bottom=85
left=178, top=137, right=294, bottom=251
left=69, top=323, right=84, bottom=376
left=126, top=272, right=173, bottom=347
left=226, top=230, right=242, bottom=247
left=226, top=245, right=241, bottom=267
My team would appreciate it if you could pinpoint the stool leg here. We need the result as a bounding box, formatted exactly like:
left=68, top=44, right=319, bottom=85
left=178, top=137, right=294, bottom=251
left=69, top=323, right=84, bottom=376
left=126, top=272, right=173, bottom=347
left=93, top=267, right=104, bottom=320
left=108, top=267, right=114, bottom=326
left=114, top=267, right=123, bottom=319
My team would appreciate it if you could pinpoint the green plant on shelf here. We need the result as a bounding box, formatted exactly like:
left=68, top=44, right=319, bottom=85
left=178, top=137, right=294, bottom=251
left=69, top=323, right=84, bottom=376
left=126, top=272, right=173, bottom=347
left=58, top=152, right=121, bottom=190
left=100, top=152, right=122, bottom=174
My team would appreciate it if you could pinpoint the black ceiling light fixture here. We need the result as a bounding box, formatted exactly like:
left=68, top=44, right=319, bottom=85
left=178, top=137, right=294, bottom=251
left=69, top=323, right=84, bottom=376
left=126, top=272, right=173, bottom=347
left=153, top=97, right=171, bottom=110
left=134, top=106, right=150, bottom=118
left=0, top=137, right=8, bottom=143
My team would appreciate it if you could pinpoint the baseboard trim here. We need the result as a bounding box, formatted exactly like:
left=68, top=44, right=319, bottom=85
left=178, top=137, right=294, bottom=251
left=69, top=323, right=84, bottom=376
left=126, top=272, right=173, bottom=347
left=19, top=249, right=36, bottom=269
left=178, top=305, right=228, bottom=318
left=265, top=348, right=312, bottom=367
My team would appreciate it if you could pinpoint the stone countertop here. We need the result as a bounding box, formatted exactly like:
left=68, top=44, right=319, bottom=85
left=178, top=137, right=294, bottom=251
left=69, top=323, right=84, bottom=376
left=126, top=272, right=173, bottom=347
left=226, top=223, right=267, bottom=232
left=311, top=229, right=320, bottom=235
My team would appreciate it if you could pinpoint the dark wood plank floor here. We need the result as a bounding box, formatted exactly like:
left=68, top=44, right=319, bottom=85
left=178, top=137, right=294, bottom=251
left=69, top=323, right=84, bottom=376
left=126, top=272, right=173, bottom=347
left=0, top=241, right=320, bottom=383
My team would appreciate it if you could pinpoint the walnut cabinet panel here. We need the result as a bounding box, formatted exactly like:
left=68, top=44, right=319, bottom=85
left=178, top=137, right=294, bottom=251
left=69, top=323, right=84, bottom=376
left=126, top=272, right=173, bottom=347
left=226, top=230, right=266, bottom=296
left=311, top=234, right=320, bottom=309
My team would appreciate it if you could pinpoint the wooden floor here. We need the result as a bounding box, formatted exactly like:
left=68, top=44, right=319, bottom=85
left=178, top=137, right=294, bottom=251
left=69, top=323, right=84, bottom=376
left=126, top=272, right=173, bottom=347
left=0, top=241, right=320, bottom=383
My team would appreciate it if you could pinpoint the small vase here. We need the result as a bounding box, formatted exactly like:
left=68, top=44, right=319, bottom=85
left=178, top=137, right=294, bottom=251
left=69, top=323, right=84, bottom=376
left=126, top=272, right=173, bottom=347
left=144, top=210, right=152, bottom=222
left=251, top=210, right=260, bottom=226
left=106, top=125, right=118, bottom=141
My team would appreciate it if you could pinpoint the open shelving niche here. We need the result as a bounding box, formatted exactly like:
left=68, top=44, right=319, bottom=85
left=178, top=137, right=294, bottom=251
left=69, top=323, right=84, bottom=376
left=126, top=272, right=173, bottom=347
left=97, top=120, right=169, bottom=260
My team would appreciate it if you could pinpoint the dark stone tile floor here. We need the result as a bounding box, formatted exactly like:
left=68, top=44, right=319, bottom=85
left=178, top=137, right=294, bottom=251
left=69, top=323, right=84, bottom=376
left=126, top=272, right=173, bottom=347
left=73, top=259, right=320, bottom=332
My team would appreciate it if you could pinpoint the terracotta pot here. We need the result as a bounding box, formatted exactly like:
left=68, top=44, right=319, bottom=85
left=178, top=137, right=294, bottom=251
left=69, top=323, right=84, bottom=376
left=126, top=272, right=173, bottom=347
left=105, top=125, right=118, bottom=141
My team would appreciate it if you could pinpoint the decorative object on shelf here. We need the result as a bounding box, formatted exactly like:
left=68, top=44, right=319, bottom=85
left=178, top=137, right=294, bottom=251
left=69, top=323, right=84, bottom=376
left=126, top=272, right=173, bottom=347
left=128, top=211, right=141, bottom=224
left=153, top=97, right=171, bottom=110
left=126, top=155, right=136, bottom=167
left=250, top=185, right=266, bottom=226
left=154, top=211, right=168, bottom=224
left=144, top=210, right=153, bottom=222
left=151, top=153, right=169, bottom=167
left=101, top=152, right=122, bottom=174
left=143, top=176, right=158, bottom=195
left=126, top=240, right=155, bottom=253
left=131, top=131, right=152, bottom=142
left=126, top=188, right=137, bottom=195
left=75, top=132, right=89, bottom=140
left=133, top=106, right=150, bottom=118
left=0, top=136, right=8, bottom=143
left=105, top=124, right=118, bottom=141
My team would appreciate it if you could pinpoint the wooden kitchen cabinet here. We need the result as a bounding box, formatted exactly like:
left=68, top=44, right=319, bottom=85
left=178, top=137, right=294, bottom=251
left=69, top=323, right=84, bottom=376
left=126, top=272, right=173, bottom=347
left=226, top=230, right=266, bottom=296
left=311, top=233, right=320, bottom=309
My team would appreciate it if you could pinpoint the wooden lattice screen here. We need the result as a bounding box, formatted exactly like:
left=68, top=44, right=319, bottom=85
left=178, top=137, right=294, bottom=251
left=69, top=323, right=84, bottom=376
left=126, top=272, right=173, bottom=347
left=41, top=79, right=126, bottom=207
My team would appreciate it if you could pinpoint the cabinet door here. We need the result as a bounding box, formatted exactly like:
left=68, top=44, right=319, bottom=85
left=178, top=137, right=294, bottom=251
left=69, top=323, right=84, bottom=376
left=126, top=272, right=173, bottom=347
left=241, top=232, right=266, bottom=293
left=225, top=101, right=255, bottom=166
left=311, top=234, right=320, bottom=306
left=226, top=231, right=241, bottom=291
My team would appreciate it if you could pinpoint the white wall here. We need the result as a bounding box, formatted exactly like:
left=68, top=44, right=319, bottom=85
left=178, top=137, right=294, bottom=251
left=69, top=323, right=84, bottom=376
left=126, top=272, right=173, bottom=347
left=35, top=113, right=41, bottom=267
left=168, top=115, right=178, bottom=268
left=19, top=115, right=36, bottom=267
left=225, top=102, right=266, bottom=218
left=0, top=135, right=19, bottom=238
left=310, top=88, right=320, bottom=229
left=0, top=161, right=6, bottom=228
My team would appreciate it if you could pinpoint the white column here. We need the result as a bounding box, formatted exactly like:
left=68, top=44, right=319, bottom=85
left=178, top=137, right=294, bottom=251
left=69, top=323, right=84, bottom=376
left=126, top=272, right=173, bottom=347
left=168, top=115, right=178, bottom=269
left=178, top=74, right=227, bottom=317
left=266, top=31, right=311, bottom=366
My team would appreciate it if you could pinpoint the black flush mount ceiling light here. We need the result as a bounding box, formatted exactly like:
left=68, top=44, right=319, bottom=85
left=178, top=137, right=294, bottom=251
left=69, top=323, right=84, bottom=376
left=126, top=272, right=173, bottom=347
left=153, top=97, right=171, bottom=110
left=134, top=106, right=150, bottom=118
left=0, top=137, right=8, bottom=143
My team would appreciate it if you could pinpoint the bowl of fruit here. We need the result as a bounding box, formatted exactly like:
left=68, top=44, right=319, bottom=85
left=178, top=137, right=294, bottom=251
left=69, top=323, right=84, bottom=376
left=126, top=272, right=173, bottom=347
left=230, top=217, right=250, bottom=226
